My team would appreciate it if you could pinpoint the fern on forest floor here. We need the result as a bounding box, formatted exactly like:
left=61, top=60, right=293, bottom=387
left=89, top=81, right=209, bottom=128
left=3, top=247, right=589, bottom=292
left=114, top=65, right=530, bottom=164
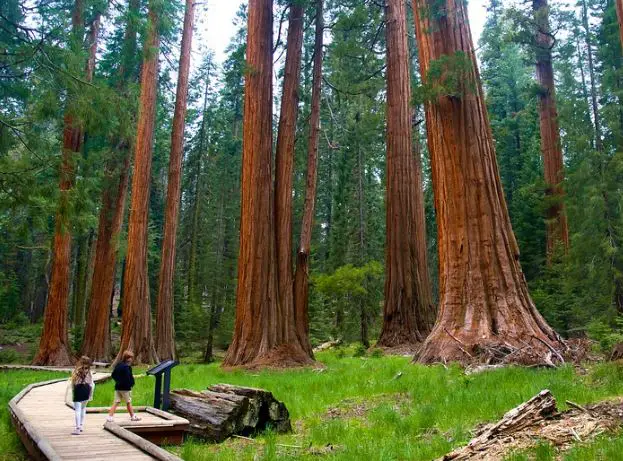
left=3, top=351, right=623, bottom=460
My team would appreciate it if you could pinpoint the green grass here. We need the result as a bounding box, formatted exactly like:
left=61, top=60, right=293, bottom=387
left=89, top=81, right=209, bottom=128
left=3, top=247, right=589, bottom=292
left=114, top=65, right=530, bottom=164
left=3, top=352, right=623, bottom=460
left=0, top=369, right=69, bottom=461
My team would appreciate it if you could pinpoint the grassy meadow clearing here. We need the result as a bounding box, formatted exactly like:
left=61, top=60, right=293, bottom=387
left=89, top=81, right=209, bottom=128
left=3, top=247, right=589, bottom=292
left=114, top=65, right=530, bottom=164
left=2, top=350, right=623, bottom=460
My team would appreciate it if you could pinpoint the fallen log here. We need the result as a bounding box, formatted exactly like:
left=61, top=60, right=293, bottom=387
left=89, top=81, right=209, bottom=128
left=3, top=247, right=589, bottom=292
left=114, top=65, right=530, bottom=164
left=169, top=384, right=291, bottom=442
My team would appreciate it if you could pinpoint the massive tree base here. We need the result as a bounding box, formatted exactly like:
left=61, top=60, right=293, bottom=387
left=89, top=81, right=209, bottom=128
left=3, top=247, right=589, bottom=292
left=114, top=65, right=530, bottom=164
left=32, top=343, right=74, bottom=366
left=169, top=384, right=291, bottom=442
left=223, top=344, right=315, bottom=370
left=441, top=390, right=623, bottom=460
left=377, top=328, right=426, bottom=350
left=416, top=328, right=565, bottom=367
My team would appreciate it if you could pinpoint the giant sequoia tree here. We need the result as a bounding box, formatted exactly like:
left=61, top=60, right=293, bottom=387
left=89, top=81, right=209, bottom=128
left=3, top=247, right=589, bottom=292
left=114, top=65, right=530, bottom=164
left=378, top=0, right=434, bottom=348
left=155, top=0, right=195, bottom=361
left=223, top=0, right=313, bottom=367
left=293, top=0, right=324, bottom=356
left=116, top=1, right=161, bottom=364
left=533, top=0, right=569, bottom=260
left=274, top=0, right=304, bottom=345
left=82, top=0, right=140, bottom=362
left=412, top=0, right=563, bottom=364
left=34, top=0, right=87, bottom=366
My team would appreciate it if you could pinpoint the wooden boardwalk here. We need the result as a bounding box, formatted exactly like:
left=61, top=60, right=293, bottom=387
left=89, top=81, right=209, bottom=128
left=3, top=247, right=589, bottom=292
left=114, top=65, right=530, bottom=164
left=9, top=373, right=186, bottom=461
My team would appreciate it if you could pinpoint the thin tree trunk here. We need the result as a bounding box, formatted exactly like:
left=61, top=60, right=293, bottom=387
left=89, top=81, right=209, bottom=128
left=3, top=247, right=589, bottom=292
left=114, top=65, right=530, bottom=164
left=275, top=1, right=304, bottom=336
left=33, top=0, right=86, bottom=366
left=155, top=0, right=195, bottom=361
left=533, top=0, right=569, bottom=262
left=581, top=0, right=602, bottom=152
left=378, top=0, right=434, bottom=348
left=224, top=0, right=312, bottom=368
left=293, top=0, right=324, bottom=357
left=116, top=2, right=161, bottom=364
left=187, top=76, right=210, bottom=307
left=412, top=0, right=563, bottom=365
left=72, top=234, right=90, bottom=330
left=616, top=0, right=623, bottom=49
left=83, top=0, right=138, bottom=362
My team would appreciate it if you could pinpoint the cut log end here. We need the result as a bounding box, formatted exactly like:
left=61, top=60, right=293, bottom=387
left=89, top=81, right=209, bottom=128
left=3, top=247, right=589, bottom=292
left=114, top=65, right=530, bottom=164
left=170, top=384, right=291, bottom=442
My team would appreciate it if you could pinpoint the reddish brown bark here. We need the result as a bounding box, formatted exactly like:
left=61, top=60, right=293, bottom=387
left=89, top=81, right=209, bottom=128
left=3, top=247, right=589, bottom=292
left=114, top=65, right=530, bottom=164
left=34, top=0, right=86, bottom=366
left=83, top=0, right=138, bottom=362
left=293, top=0, right=324, bottom=357
left=155, top=0, right=195, bottom=361
left=274, top=2, right=304, bottom=335
left=223, top=0, right=312, bottom=368
left=617, top=0, right=623, bottom=49
left=378, top=0, right=434, bottom=348
left=82, top=150, right=130, bottom=361
left=115, top=3, right=161, bottom=364
left=412, top=0, right=563, bottom=365
left=33, top=118, right=81, bottom=366
left=533, top=0, right=569, bottom=261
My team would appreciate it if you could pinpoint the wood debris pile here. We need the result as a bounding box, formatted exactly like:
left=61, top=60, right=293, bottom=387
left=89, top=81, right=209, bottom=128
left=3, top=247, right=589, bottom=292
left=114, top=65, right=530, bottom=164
left=442, top=390, right=623, bottom=460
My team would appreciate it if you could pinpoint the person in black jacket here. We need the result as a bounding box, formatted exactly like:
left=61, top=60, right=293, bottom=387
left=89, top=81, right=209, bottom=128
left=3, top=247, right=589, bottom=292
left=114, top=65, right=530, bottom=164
left=106, top=350, right=141, bottom=422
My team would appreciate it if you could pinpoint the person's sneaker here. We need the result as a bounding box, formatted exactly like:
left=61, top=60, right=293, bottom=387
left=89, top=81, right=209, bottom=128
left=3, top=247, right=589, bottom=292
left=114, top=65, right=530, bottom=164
left=79, top=427, right=84, bottom=432
left=71, top=428, right=81, bottom=435
left=105, top=416, right=114, bottom=423
left=130, top=415, right=142, bottom=422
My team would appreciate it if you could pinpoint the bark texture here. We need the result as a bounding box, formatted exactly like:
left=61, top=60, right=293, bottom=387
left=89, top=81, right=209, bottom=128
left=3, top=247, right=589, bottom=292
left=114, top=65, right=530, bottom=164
left=274, top=1, right=304, bottom=341
left=293, top=0, right=324, bottom=357
left=378, top=0, right=434, bottom=348
left=533, top=0, right=569, bottom=261
left=412, top=0, right=563, bottom=365
left=170, top=385, right=291, bottom=441
left=116, top=3, right=161, bottom=364
left=155, top=0, right=195, bottom=361
left=223, top=0, right=312, bottom=368
left=34, top=0, right=86, bottom=366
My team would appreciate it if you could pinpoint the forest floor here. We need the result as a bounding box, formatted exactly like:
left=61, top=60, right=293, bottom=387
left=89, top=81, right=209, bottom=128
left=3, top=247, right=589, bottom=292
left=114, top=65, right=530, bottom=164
left=2, top=349, right=623, bottom=460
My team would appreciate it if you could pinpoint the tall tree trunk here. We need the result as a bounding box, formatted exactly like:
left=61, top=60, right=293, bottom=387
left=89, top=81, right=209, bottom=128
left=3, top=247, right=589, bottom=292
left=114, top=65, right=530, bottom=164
left=83, top=0, right=138, bottom=362
left=616, top=0, right=623, bottom=49
left=581, top=0, right=602, bottom=152
left=533, top=0, right=569, bottom=262
left=378, top=0, right=434, bottom=348
left=293, top=0, right=324, bottom=357
left=83, top=151, right=130, bottom=361
left=116, top=2, right=161, bottom=364
left=223, top=0, right=312, bottom=368
left=412, top=0, right=563, bottom=365
left=33, top=0, right=86, bottom=366
left=155, top=0, right=195, bottom=361
left=274, top=1, right=304, bottom=336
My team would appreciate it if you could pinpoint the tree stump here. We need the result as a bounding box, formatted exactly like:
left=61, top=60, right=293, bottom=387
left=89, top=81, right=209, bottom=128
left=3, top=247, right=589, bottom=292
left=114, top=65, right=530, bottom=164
left=169, top=384, right=291, bottom=442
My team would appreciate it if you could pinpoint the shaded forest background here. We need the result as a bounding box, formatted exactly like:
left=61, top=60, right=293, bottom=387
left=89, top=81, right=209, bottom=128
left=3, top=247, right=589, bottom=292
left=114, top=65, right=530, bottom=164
left=2, top=0, right=623, bottom=362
